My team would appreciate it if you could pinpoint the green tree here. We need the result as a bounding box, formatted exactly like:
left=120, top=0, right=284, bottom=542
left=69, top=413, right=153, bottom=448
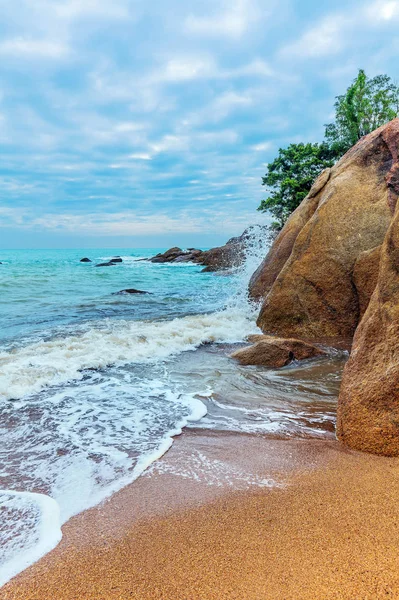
left=257, top=142, right=335, bottom=230
left=258, top=69, right=399, bottom=230
left=325, top=69, right=399, bottom=155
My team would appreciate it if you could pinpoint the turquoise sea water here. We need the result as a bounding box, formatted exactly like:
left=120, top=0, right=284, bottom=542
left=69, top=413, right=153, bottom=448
left=0, top=248, right=234, bottom=345
left=0, top=241, right=344, bottom=586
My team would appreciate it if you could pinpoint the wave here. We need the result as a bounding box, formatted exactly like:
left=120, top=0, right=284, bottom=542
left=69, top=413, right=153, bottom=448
left=0, top=307, right=259, bottom=402
left=0, top=388, right=206, bottom=587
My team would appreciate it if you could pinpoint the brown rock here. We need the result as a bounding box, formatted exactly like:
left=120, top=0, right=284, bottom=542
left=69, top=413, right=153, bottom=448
left=148, top=225, right=269, bottom=271
left=253, top=119, right=399, bottom=340
left=337, top=206, right=399, bottom=456
left=352, top=245, right=381, bottom=319
left=231, top=335, right=326, bottom=368
left=249, top=169, right=331, bottom=300
left=151, top=247, right=184, bottom=263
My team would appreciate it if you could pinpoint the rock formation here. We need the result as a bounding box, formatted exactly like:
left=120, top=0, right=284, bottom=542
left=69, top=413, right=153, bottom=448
left=80, top=257, right=92, bottom=263
left=148, top=225, right=268, bottom=272
left=250, top=119, right=399, bottom=341
left=337, top=206, right=399, bottom=456
left=231, top=335, right=326, bottom=368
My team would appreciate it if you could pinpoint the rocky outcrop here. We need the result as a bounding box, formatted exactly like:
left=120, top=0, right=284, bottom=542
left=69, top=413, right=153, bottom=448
left=337, top=206, right=399, bottom=456
left=231, top=335, right=326, bottom=368
left=96, top=261, right=116, bottom=267
left=249, top=168, right=331, bottom=300
left=150, top=247, right=187, bottom=263
left=251, top=119, right=399, bottom=341
left=149, top=226, right=268, bottom=272
left=110, top=257, right=123, bottom=263
left=352, top=246, right=381, bottom=319
left=80, top=257, right=92, bottom=263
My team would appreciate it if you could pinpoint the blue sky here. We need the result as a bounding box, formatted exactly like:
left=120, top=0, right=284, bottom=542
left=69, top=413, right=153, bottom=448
left=0, top=0, right=398, bottom=248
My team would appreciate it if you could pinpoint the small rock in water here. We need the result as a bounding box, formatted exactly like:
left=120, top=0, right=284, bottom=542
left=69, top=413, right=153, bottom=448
left=231, top=335, right=326, bottom=368
left=80, top=257, right=92, bottom=262
left=96, top=261, right=116, bottom=267
left=110, top=257, right=123, bottom=263
left=115, top=288, right=149, bottom=294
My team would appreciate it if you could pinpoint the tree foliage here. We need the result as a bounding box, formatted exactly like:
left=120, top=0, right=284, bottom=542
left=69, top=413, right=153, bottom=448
left=258, top=70, right=399, bottom=230
left=257, top=142, right=335, bottom=231
left=325, top=69, right=399, bottom=155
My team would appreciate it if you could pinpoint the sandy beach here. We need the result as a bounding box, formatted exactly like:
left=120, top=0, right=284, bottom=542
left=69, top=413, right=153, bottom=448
left=2, top=429, right=399, bottom=600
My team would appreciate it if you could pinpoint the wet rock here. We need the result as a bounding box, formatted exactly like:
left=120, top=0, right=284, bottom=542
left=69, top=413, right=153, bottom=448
left=148, top=225, right=269, bottom=271
left=251, top=119, right=399, bottom=341
left=337, top=206, right=399, bottom=456
left=110, top=257, right=123, bottom=263
left=95, top=261, right=116, bottom=267
left=231, top=335, right=326, bottom=368
left=150, top=247, right=184, bottom=263
left=80, top=258, right=92, bottom=262
left=115, top=289, right=149, bottom=294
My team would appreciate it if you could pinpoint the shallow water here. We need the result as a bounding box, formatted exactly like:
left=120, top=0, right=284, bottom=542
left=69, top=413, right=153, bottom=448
left=0, top=236, right=346, bottom=586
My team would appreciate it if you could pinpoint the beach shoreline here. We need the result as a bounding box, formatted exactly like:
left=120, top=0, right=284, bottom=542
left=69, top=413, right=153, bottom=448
left=3, top=428, right=399, bottom=599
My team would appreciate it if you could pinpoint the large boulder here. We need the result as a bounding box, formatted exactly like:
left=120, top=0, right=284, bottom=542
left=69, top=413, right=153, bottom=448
left=231, top=335, right=326, bottom=368
left=337, top=207, right=399, bottom=456
left=251, top=119, right=399, bottom=341
left=352, top=245, right=381, bottom=320
left=249, top=168, right=331, bottom=300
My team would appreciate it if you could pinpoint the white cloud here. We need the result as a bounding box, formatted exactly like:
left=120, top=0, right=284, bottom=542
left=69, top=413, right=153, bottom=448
left=0, top=38, right=69, bottom=58
left=279, top=14, right=348, bottom=59
left=0, top=207, right=267, bottom=237
left=365, top=0, right=399, bottom=21
left=185, top=0, right=258, bottom=38
left=161, top=57, right=215, bottom=82
left=252, top=141, right=272, bottom=152
left=128, top=153, right=152, bottom=160
left=54, top=0, right=131, bottom=21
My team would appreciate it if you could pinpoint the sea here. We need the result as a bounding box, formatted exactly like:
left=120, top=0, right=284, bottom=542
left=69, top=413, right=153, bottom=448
left=0, top=234, right=345, bottom=586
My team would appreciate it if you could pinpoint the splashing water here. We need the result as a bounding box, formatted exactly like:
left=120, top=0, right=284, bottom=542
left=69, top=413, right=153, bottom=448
left=0, top=233, right=274, bottom=586
left=0, top=227, right=344, bottom=588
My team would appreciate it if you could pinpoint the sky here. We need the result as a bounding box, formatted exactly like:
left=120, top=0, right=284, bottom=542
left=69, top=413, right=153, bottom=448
left=0, top=0, right=399, bottom=248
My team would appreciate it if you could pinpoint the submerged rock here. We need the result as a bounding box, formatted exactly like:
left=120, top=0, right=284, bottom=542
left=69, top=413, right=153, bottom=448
left=115, top=288, right=149, bottom=294
left=95, top=261, right=116, bottom=267
left=230, top=335, right=326, bottom=368
left=80, top=257, right=92, bottom=262
left=337, top=206, right=399, bottom=456
left=250, top=119, right=399, bottom=341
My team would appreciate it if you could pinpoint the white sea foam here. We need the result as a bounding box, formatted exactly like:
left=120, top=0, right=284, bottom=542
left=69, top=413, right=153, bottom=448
left=0, top=223, right=272, bottom=586
left=0, top=307, right=259, bottom=402
left=0, top=383, right=207, bottom=587
left=0, top=491, right=61, bottom=588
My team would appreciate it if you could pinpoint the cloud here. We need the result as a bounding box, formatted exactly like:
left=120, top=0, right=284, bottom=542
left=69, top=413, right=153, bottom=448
left=185, top=0, right=259, bottom=38
left=279, top=14, right=349, bottom=59
left=365, top=0, right=399, bottom=21
left=0, top=206, right=270, bottom=237
left=1, top=0, right=399, bottom=247
left=54, top=0, right=131, bottom=20
left=0, top=38, right=69, bottom=58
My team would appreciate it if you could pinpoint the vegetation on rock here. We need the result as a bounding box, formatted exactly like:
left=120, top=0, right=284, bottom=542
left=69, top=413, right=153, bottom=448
left=258, top=70, right=399, bottom=230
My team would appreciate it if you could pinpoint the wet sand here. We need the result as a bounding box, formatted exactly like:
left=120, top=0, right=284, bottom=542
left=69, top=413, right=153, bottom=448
left=3, top=430, right=399, bottom=599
